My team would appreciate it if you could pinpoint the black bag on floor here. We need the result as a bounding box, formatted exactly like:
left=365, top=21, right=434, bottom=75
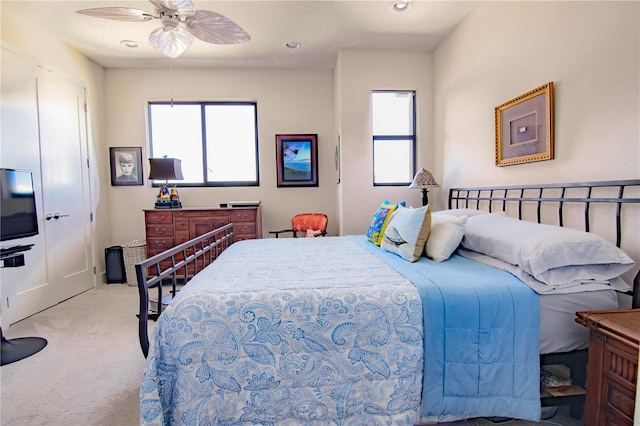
left=105, top=246, right=126, bottom=284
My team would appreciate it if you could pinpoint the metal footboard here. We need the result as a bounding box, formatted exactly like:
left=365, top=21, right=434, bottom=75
left=135, top=224, right=235, bottom=357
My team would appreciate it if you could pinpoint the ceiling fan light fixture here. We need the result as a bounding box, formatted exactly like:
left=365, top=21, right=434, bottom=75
left=76, top=0, right=250, bottom=59
left=149, top=25, right=193, bottom=58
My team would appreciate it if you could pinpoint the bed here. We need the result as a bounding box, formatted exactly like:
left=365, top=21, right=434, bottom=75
left=136, top=179, right=640, bottom=425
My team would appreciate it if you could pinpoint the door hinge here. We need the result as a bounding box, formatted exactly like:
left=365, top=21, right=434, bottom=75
left=90, top=212, right=94, bottom=222
left=93, top=266, right=97, bottom=274
left=6, top=297, right=9, bottom=308
left=87, top=158, right=90, bottom=168
left=84, top=103, right=88, bottom=113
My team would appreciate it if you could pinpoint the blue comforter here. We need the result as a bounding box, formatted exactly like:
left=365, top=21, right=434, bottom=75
left=352, top=236, right=541, bottom=422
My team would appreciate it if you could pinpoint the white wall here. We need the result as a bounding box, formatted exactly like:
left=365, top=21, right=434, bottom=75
left=433, top=0, right=640, bottom=301
left=434, top=1, right=639, bottom=193
left=104, top=68, right=336, bottom=244
left=336, top=49, right=435, bottom=236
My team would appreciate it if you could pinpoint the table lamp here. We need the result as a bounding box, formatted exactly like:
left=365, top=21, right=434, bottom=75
left=148, top=157, right=184, bottom=209
left=408, top=168, right=439, bottom=206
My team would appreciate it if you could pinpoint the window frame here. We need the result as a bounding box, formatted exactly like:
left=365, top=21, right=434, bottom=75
left=148, top=101, right=260, bottom=187
left=371, top=90, right=416, bottom=186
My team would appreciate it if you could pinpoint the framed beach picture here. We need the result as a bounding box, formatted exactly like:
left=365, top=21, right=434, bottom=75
left=495, top=82, right=554, bottom=166
left=110, top=147, right=143, bottom=186
left=275, top=134, right=318, bottom=187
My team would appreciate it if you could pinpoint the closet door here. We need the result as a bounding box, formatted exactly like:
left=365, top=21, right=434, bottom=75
left=0, top=49, right=50, bottom=326
left=37, top=72, right=94, bottom=301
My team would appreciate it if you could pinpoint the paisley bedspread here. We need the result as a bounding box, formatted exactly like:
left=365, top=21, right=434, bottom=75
left=140, top=237, right=425, bottom=425
left=140, top=236, right=541, bottom=425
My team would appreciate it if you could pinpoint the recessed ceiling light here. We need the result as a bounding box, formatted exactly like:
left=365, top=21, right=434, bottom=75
left=120, top=40, right=139, bottom=48
left=284, top=41, right=301, bottom=50
left=392, top=0, right=412, bottom=12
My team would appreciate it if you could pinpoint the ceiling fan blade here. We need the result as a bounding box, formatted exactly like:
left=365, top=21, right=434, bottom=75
left=76, top=7, right=156, bottom=22
left=184, top=10, right=251, bottom=45
left=149, top=0, right=195, bottom=17
left=149, top=24, right=193, bottom=58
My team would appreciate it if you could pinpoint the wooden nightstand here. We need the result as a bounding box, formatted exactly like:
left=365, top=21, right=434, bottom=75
left=575, top=309, right=639, bottom=426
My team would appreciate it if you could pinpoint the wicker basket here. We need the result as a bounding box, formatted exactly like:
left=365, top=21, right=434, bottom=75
left=122, top=240, right=146, bottom=287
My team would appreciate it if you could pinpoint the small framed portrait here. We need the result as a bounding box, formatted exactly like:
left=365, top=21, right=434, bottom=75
left=110, top=147, right=143, bottom=186
left=275, top=134, right=318, bottom=187
left=495, top=82, right=554, bottom=166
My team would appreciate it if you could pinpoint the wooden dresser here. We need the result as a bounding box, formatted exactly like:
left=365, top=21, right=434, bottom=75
left=576, top=309, right=639, bottom=426
left=144, top=206, right=262, bottom=259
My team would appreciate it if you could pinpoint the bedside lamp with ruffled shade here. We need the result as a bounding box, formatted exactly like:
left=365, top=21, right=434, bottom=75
left=148, top=157, right=184, bottom=209
left=408, top=168, right=439, bottom=206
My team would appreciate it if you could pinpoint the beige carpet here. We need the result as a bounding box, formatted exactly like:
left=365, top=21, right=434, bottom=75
left=0, top=283, right=583, bottom=426
left=1, top=284, right=143, bottom=425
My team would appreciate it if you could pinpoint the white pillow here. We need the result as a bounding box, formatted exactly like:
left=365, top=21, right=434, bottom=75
left=380, top=205, right=431, bottom=262
left=462, top=214, right=634, bottom=286
left=433, top=208, right=487, bottom=218
left=425, top=214, right=467, bottom=262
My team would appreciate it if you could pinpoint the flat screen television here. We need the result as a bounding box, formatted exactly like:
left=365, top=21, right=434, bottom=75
left=0, top=168, right=39, bottom=242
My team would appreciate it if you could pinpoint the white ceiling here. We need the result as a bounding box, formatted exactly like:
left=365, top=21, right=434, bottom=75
left=1, top=0, right=476, bottom=69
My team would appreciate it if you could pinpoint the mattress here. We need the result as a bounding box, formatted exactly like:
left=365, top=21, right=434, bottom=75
left=538, top=290, right=618, bottom=354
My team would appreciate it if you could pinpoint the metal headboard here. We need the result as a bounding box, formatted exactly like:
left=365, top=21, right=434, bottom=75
left=449, top=179, right=640, bottom=248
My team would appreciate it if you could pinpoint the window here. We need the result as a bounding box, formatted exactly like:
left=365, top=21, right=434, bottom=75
left=371, top=91, right=415, bottom=185
left=148, top=102, right=259, bottom=186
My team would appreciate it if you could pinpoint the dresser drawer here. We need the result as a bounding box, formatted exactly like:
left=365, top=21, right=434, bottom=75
left=147, top=237, right=174, bottom=254
left=175, top=230, right=190, bottom=245
left=145, top=211, right=173, bottom=224
left=233, top=223, right=256, bottom=235
left=175, top=220, right=189, bottom=231
left=230, top=209, right=256, bottom=222
left=146, top=224, right=174, bottom=237
left=174, top=210, right=229, bottom=220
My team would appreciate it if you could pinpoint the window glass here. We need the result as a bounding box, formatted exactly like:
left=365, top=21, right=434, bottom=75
left=372, top=92, right=414, bottom=136
left=372, top=91, right=415, bottom=185
left=205, top=104, right=257, bottom=183
left=148, top=102, right=258, bottom=186
left=373, top=139, right=413, bottom=183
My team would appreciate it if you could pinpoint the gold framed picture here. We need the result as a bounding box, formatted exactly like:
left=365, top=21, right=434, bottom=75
left=495, top=82, right=554, bottom=166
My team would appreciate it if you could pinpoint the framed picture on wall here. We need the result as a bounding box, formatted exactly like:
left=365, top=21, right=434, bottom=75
left=495, top=82, right=554, bottom=166
left=110, top=147, right=143, bottom=186
left=275, top=134, right=318, bottom=187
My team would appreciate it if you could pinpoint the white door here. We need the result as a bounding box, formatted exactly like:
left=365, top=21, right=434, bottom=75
left=0, top=49, right=51, bottom=326
left=37, top=72, right=94, bottom=302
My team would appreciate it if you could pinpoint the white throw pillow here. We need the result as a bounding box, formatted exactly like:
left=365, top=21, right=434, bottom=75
left=380, top=205, right=432, bottom=262
left=425, top=214, right=467, bottom=262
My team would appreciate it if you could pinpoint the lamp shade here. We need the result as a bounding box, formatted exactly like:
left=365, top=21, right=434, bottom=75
left=408, top=168, right=439, bottom=189
left=148, top=158, right=184, bottom=181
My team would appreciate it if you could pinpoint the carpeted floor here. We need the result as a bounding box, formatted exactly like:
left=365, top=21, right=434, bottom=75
left=0, top=283, right=584, bottom=425
left=1, top=284, right=144, bottom=425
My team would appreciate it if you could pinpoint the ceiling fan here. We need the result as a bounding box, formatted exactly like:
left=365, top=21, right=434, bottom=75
left=76, top=0, right=250, bottom=59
